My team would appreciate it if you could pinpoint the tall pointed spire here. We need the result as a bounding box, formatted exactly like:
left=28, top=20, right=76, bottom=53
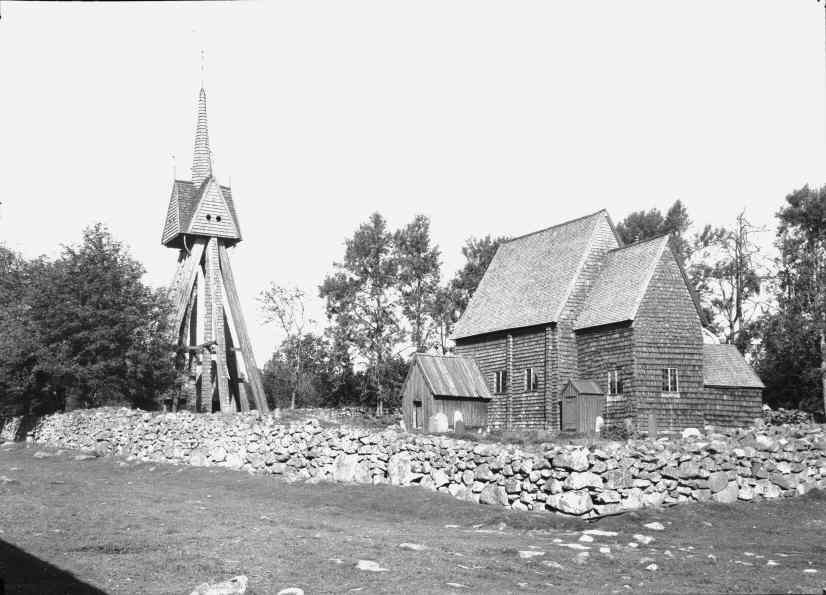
left=192, top=87, right=212, bottom=188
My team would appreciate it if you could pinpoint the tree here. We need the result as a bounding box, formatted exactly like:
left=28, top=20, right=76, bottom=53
left=394, top=214, right=441, bottom=353
left=319, top=213, right=405, bottom=414
left=616, top=200, right=692, bottom=265
left=689, top=212, right=767, bottom=353
left=448, top=235, right=508, bottom=319
left=261, top=332, right=329, bottom=409
left=0, top=225, right=177, bottom=414
left=259, top=284, right=313, bottom=409
left=764, top=185, right=826, bottom=416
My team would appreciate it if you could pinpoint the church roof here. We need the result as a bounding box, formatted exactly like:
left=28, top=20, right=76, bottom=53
left=452, top=210, right=616, bottom=340
left=574, top=236, right=670, bottom=330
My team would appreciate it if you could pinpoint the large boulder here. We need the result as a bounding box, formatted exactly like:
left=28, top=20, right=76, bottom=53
left=388, top=453, right=414, bottom=485
left=551, top=449, right=590, bottom=472
left=332, top=453, right=359, bottom=482
left=564, top=471, right=603, bottom=490
left=479, top=484, right=509, bottom=506
left=707, top=471, right=729, bottom=494
left=711, top=482, right=739, bottom=504
left=547, top=490, right=594, bottom=515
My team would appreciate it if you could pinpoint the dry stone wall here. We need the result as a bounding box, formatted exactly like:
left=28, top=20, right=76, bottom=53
left=2, top=408, right=826, bottom=518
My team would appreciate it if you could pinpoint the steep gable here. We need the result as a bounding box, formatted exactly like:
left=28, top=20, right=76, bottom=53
left=453, top=210, right=620, bottom=339
left=574, top=236, right=669, bottom=330
left=187, top=179, right=240, bottom=240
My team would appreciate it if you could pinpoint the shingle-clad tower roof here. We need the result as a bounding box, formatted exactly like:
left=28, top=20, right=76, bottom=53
left=191, top=87, right=212, bottom=188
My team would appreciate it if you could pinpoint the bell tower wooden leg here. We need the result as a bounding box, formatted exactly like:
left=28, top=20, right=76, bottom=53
left=218, top=244, right=269, bottom=413
left=208, top=238, right=235, bottom=413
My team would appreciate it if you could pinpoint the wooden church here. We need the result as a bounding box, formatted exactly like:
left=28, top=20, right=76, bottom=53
left=440, top=210, right=763, bottom=434
left=161, top=87, right=268, bottom=413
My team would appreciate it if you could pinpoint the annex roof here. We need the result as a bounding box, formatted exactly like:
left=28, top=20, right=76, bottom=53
left=703, top=344, right=765, bottom=389
left=413, top=354, right=492, bottom=399
left=574, top=236, right=670, bottom=330
left=453, top=210, right=616, bottom=340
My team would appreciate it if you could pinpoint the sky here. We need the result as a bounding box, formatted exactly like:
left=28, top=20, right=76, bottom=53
left=1, top=1, right=825, bottom=364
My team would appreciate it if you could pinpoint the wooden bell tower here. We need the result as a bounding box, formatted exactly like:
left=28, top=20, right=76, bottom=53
left=161, top=87, right=268, bottom=413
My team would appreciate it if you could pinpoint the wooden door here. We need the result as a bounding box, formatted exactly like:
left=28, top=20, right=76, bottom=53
left=413, top=401, right=422, bottom=429
left=562, top=393, right=578, bottom=432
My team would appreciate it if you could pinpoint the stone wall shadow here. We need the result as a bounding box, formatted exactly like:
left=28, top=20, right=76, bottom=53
left=0, top=538, right=107, bottom=594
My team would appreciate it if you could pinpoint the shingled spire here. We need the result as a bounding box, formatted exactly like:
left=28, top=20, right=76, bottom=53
left=191, top=87, right=212, bottom=188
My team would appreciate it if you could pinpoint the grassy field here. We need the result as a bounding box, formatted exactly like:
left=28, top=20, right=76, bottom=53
left=0, top=442, right=824, bottom=595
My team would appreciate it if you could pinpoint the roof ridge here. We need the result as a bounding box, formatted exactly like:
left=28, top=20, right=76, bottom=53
left=504, top=209, right=608, bottom=244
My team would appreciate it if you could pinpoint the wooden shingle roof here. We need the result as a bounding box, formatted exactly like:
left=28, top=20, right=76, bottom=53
left=574, top=236, right=669, bottom=330
left=703, top=344, right=764, bottom=389
left=161, top=179, right=242, bottom=247
left=413, top=354, right=492, bottom=399
left=453, top=210, right=615, bottom=340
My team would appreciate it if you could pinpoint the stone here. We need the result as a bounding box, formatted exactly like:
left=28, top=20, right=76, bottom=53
left=738, top=485, right=755, bottom=501
left=770, top=473, right=798, bottom=491
left=355, top=560, right=388, bottom=572
left=399, top=543, right=427, bottom=551
left=431, top=468, right=450, bottom=488
left=603, top=469, right=634, bottom=490
left=711, top=482, right=739, bottom=504
left=505, top=478, right=523, bottom=494
left=542, top=478, right=564, bottom=494
left=188, top=575, right=248, bottom=595
left=547, top=490, right=594, bottom=515
left=474, top=463, right=495, bottom=482
left=479, top=484, right=509, bottom=506
left=276, top=589, right=304, bottom=595
left=707, top=471, right=729, bottom=494
left=682, top=428, right=701, bottom=439
left=33, top=451, right=53, bottom=459
left=563, top=471, right=603, bottom=490
left=677, top=460, right=701, bottom=479
left=225, top=453, right=244, bottom=469
left=633, top=534, right=655, bottom=545
left=74, top=454, right=97, bottom=461
left=209, top=446, right=227, bottom=463
left=552, top=449, right=590, bottom=472
left=388, top=453, right=414, bottom=486
left=331, top=453, right=358, bottom=482
left=518, top=550, right=545, bottom=559
left=644, top=521, right=665, bottom=531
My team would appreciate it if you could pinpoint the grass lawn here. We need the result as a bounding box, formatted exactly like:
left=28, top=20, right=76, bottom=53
left=0, top=442, right=824, bottom=594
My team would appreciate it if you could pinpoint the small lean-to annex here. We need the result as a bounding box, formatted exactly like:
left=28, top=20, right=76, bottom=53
left=401, top=354, right=492, bottom=432
left=447, top=209, right=763, bottom=434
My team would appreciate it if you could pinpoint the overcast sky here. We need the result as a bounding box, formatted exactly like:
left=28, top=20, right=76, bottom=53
left=1, top=1, right=825, bottom=363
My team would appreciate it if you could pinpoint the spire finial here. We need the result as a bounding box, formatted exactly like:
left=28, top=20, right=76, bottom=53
left=191, top=84, right=212, bottom=187
left=200, top=48, right=205, bottom=88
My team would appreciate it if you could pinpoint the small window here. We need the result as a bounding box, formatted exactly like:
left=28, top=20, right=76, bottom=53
left=216, top=215, right=222, bottom=222
left=524, top=368, right=538, bottom=392
left=493, top=370, right=507, bottom=394
left=206, top=214, right=212, bottom=221
left=662, top=368, right=679, bottom=393
left=608, top=370, right=623, bottom=395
